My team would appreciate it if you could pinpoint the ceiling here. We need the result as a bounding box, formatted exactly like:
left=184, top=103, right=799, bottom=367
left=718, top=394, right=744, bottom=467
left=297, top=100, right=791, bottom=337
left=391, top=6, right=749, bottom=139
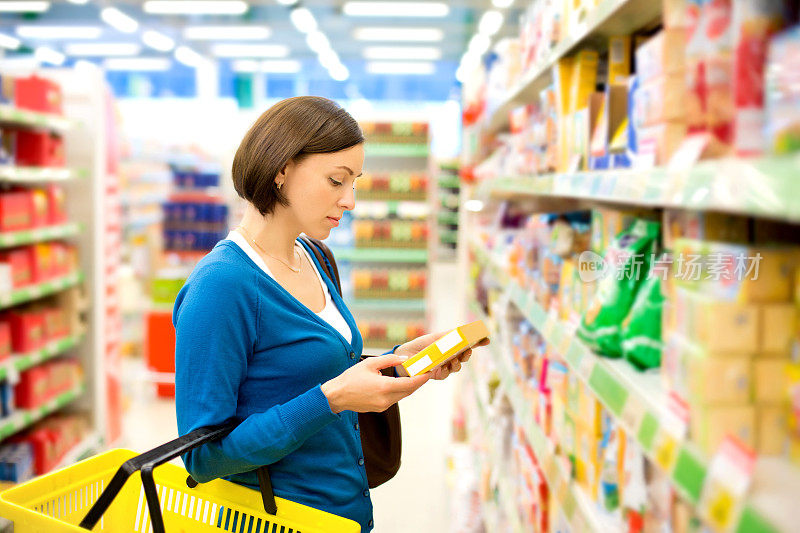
left=0, top=0, right=521, bottom=101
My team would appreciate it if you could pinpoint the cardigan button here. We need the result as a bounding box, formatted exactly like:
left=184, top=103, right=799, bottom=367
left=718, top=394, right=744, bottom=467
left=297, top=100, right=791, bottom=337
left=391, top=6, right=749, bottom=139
left=358, top=457, right=365, bottom=466
left=368, top=520, right=374, bottom=527
left=349, top=351, right=356, bottom=359
left=354, top=422, right=360, bottom=431
left=363, top=489, right=369, bottom=498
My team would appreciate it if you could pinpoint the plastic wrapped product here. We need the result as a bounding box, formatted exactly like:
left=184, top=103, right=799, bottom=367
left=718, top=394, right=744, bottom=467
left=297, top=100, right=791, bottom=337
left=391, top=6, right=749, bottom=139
left=621, top=274, right=665, bottom=370
left=578, top=219, right=660, bottom=358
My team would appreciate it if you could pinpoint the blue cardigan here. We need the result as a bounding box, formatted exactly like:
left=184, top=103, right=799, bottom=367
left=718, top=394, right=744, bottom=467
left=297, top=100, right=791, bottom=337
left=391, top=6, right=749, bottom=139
left=174, top=239, right=374, bottom=531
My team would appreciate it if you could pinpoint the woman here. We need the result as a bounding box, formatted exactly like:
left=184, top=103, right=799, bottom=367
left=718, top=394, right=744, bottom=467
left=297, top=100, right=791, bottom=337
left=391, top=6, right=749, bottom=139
left=174, top=96, right=475, bottom=532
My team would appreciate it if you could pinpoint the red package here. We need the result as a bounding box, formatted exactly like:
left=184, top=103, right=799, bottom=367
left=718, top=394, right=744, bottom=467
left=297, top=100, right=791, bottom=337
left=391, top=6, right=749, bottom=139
left=30, top=244, right=54, bottom=283
left=14, top=365, right=49, bottom=408
left=0, top=248, right=33, bottom=288
left=30, top=189, right=48, bottom=228
left=14, top=131, right=64, bottom=167
left=732, top=0, right=792, bottom=155
left=0, top=320, right=10, bottom=361
left=46, top=185, right=67, bottom=225
left=704, top=0, right=735, bottom=145
left=686, top=0, right=709, bottom=134
left=7, top=309, right=45, bottom=353
left=0, top=191, right=33, bottom=231
left=14, top=76, right=62, bottom=115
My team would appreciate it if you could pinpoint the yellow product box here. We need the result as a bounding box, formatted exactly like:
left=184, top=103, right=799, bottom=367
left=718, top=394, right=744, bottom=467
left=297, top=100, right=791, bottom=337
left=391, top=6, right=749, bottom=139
left=570, top=50, right=599, bottom=114
left=686, top=353, right=752, bottom=405
left=575, top=425, right=600, bottom=492
left=671, top=288, right=759, bottom=354
left=635, top=29, right=687, bottom=83
left=608, top=36, right=631, bottom=86
left=578, top=381, right=603, bottom=435
left=634, top=74, right=687, bottom=127
left=662, top=210, right=750, bottom=251
left=673, top=239, right=796, bottom=303
left=636, top=121, right=687, bottom=167
left=754, top=358, right=788, bottom=404
left=396, top=320, right=489, bottom=377
left=691, top=404, right=755, bottom=454
left=757, top=405, right=788, bottom=455
left=758, top=304, right=797, bottom=356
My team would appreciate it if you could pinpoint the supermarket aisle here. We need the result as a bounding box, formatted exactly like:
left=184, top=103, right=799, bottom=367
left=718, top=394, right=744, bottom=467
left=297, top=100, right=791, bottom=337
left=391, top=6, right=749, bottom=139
left=120, top=261, right=462, bottom=531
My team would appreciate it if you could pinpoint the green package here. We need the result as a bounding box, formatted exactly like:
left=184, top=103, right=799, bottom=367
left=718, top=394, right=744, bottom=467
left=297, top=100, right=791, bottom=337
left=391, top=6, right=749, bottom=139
left=577, top=219, right=660, bottom=358
left=621, top=274, right=665, bottom=370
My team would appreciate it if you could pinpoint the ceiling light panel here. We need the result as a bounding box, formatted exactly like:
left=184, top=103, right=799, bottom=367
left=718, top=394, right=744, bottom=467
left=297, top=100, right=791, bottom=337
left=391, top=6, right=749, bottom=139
left=144, top=1, right=249, bottom=15
left=363, top=46, right=441, bottom=60
left=101, top=7, right=139, bottom=33
left=16, top=25, right=102, bottom=39
left=0, top=33, right=21, bottom=50
left=183, top=26, right=270, bottom=40
left=478, top=10, right=504, bottom=36
left=104, top=58, right=172, bottom=71
left=290, top=7, right=317, bottom=34
left=305, top=31, right=330, bottom=53
left=175, top=45, right=206, bottom=67
left=343, top=2, right=448, bottom=17
left=34, top=46, right=65, bottom=66
left=353, top=27, right=443, bottom=41
left=211, top=43, right=289, bottom=58
left=492, top=0, right=514, bottom=7
left=142, top=30, right=175, bottom=51
left=366, top=61, right=435, bottom=75
left=0, top=2, right=50, bottom=13
left=65, top=43, right=142, bottom=56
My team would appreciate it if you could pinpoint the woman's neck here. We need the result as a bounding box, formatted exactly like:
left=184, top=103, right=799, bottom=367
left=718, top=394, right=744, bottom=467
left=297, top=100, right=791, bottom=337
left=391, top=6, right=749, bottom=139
left=239, top=203, right=300, bottom=261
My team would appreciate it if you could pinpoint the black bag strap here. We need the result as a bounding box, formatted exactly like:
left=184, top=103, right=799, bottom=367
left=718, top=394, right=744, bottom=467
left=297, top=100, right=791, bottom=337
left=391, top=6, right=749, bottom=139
left=299, top=235, right=342, bottom=296
left=79, top=422, right=277, bottom=533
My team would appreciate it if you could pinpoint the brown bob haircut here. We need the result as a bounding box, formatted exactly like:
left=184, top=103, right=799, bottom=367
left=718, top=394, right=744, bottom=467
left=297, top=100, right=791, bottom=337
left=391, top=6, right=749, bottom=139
left=232, top=96, right=364, bottom=215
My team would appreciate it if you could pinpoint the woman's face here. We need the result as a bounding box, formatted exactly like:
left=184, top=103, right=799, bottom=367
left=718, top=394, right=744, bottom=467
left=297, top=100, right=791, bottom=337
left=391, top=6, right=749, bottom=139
left=280, top=143, right=364, bottom=240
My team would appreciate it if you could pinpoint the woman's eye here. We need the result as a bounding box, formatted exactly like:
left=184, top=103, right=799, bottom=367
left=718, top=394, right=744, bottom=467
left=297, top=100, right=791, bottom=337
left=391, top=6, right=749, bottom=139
left=328, top=177, right=343, bottom=186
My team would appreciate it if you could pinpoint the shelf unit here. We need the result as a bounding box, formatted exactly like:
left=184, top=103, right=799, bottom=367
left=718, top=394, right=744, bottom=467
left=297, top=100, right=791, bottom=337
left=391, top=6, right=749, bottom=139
left=332, top=247, right=428, bottom=264
left=0, top=68, right=122, bottom=478
left=469, top=239, right=799, bottom=533
left=481, top=0, right=661, bottom=137
left=475, top=156, right=800, bottom=222
left=433, top=162, right=461, bottom=261
left=349, top=298, right=426, bottom=313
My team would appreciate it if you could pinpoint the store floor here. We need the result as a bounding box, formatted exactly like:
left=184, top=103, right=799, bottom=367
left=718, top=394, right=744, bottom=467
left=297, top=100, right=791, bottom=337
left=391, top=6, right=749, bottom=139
left=120, top=261, right=462, bottom=532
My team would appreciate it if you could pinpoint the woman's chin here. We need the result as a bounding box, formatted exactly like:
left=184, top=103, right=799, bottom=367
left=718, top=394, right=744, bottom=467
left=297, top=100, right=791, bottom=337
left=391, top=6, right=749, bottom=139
left=305, top=228, right=331, bottom=241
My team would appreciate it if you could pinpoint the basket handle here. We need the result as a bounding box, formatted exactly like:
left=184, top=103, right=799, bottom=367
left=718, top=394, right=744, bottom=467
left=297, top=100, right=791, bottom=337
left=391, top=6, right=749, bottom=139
left=78, top=421, right=277, bottom=533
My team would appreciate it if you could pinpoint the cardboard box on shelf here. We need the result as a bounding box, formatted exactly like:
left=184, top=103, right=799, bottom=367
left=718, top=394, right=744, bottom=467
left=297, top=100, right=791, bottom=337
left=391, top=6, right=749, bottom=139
left=758, top=304, right=797, bottom=356
left=757, top=405, right=788, bottom=455
left=662, top=210, right=750, bottom=250
left=686, top=353, right=752, bottom=404
left=633, top=75, right=687, bottom=127
left=636, top=29, right=687, bottom=82
left=691, top=404, right=755, bottom=454
left=670, top=288, right=759, bottom=353
left=608, top=36, right=632, bottom=86
left=754, top=358, right=788, bottom=404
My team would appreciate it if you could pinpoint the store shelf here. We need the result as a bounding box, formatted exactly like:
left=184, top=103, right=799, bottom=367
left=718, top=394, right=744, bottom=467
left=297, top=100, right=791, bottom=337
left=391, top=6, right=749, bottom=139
left=52, top=431, right=102, bottom=471
left=439, top=229, right=459, bottom=245
left=366, top=144, right=429, bottom=158
left=475, top=155, right=800, bottom=222
left=0, top=383, right=86, bottom=441
left=0, top=333, right=84, bottom=381
left=123, top=213, right=163, bottom=230
left=348, top=298, right=426, bottom=313
left=483, top=0, right=661, bottom=136
left=466, top=302, right=608, bottom=532
left=0, top=165, right=77, bottom=183
left=333, top=247, right=428, bottom=263
left=470, top=240, right=796, bottom=533
left=0, top=222, right=81, bottom=249
left=437, top=212, right=459, bottom=226
left=0, top=104, right=72, bottom=132
left=0, top=271, right=83, bottom=310
left=438, top=176, right=461, bottom=189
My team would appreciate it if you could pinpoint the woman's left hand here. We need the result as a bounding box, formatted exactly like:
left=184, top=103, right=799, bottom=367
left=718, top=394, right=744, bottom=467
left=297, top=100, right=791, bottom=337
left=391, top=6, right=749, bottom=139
left=393, top=332, right=490, bottom=381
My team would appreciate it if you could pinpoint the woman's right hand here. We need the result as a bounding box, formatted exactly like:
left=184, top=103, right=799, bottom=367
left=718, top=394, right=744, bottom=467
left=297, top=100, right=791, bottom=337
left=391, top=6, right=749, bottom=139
left=321, top=355, right=429, bottom=414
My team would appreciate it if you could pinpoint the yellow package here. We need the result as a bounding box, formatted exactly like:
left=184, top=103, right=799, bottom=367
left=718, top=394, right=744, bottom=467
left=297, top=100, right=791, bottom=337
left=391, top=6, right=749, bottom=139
left=397, top=320, right=489, bottom=377
left=756, top=405, right=788, bottom=456
left=691, top=404, right=755, bottom=454
left=759, top=304, right=797, bottom=356
left=608, top=36, right=631, bottom=86
left=754, top=358, right=788, bottom=404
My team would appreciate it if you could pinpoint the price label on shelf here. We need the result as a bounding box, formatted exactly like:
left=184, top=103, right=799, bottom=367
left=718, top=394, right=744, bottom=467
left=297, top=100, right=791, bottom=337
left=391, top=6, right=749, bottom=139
left=698, top=437, right=756, bottom=532
left=652, top=394, right=689, bottom=472
left=542, top=309, right=558, bottom=340
left=620, top=397, right=646, bottom=433
left=577, top=353, right=594, bottom=380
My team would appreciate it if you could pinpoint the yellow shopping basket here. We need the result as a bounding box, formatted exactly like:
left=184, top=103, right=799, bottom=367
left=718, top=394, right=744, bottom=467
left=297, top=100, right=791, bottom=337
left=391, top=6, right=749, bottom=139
left=0, top=422, right=360, bottom=532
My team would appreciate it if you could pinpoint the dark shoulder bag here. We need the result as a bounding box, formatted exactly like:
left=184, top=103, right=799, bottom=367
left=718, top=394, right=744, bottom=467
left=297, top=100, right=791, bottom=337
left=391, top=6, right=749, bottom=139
left=299, top=235, right=402, bottom=489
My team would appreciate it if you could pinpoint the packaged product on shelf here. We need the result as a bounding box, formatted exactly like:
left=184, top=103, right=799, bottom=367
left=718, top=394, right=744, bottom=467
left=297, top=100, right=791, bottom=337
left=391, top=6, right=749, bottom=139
left=13, top=76, right=62, bottom=115
left=636, top=121, right=688, bottom=167
left=0, top=191, right=33, bottom=232
left=0, top=381, right=13, bottom=418
left=765, top=26, right=800, bottom=154
left=636, top=30, right=687, bottom=83
left=578, top=219, right=660, bottom=358
left=0, top=442, right=34, bottom=484
left=14, top=131, right=64, bottom=168
left=661, top=210, right=749, bottom=250
left=396, top=320, right=489, bottom=377
left=685, top=0, right=709, bottom=135
left=633, top=75, right=687, bottom=126
left=0, top=130, right=14, bottom=165
left=704, top=0, right=735, bottom=147
left=691, top=404, right=755, bottom=453
left=608, top=36, right=633, bottom=86
left=757, top=404, right=789, bottom=455
left=621, top=274, right=665, bottom=370
left=787, top=363, right=800, bottom=463
left=732, top=0, right=797, bottom=155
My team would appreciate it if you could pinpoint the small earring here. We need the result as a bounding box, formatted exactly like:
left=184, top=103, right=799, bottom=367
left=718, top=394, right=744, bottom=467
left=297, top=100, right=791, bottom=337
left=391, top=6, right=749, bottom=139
left=277, top=182, right=283, bottom=190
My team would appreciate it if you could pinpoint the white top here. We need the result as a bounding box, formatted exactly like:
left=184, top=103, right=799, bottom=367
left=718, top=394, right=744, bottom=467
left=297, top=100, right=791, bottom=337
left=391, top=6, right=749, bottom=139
left=226, top=231, right=353, bottom=344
